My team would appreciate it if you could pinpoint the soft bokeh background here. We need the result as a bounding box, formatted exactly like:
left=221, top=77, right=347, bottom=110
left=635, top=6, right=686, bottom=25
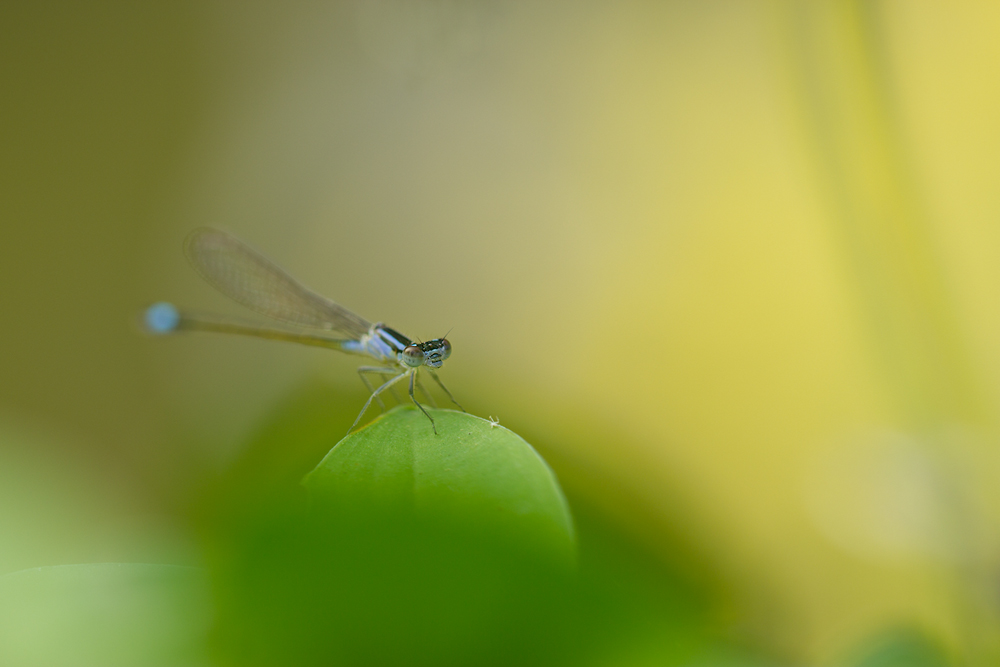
left=3, top=1, right=1000, bottom=664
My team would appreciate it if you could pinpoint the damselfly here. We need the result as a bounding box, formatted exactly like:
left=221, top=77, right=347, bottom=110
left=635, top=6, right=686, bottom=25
left=144, top=228, right=462, bottom=434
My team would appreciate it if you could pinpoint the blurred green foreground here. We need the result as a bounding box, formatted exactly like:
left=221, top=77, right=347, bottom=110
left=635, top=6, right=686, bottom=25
left=0, top=402, right=721, bottom=666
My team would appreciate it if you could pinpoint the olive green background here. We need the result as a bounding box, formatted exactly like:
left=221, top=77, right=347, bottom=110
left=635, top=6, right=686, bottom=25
left=3, top=2, right=1000, bottom=664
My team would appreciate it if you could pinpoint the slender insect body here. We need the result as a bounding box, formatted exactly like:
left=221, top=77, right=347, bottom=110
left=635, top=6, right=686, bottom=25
left=145, top=228, right=463, bottom=434
left=343, top=324, right=408, bottom=363
left=374, top=324, right=413, bottom=360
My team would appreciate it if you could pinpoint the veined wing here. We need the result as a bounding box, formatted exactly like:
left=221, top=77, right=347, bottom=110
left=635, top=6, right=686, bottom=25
left=183, top=228, right=372, bottom=337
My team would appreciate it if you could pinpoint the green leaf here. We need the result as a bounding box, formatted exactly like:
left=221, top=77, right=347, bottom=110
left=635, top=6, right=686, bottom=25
left=303, top=406, right=575, bottom=564
left=210, top=406, right=581, bottom=667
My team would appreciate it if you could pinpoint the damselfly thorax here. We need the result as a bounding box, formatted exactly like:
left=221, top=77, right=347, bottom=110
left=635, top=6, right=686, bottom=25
left=144, top=228, right=462, bottom=434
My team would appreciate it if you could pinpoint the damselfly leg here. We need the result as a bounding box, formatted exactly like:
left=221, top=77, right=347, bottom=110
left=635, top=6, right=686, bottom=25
left=349, top=370, right=411, bottom=435
left=415, top=377, right=437, bottom=408
left=409, top=370, right=436, bottom=434
left=428, top=369, right=465, bottom=412
left=355, top=368, right=440, bottom=433
left=357, top=366, right=402, bottom=410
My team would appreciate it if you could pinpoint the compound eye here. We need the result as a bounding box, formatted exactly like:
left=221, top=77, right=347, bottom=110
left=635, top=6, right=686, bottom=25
left=439, top=338, right=452, bottom=360
left=402, top=345, right=425, bottom=367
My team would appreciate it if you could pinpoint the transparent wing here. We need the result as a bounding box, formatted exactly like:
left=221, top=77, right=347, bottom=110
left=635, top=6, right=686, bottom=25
left=183, top=228, right=372, bottom=337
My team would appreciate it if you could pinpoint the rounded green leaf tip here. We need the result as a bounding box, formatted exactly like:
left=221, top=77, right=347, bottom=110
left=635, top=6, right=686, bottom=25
left=212, top=406, right=579, bottom=665
left=303, top=406, right=575, bottom=565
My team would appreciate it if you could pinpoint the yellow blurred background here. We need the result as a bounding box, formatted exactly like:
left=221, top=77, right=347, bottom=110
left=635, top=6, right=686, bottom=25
left=3, top=1, right=1000, bottom=664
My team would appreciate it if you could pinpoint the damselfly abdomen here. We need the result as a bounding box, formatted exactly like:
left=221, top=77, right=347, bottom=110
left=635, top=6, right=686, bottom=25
left=144, top=228, right=462, bottom=434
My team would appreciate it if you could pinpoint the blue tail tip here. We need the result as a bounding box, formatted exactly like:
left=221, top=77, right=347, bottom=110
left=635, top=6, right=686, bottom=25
left=145, top=302, right=180, bottom=334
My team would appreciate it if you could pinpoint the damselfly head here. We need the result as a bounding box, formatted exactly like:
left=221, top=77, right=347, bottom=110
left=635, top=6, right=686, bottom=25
left=401, top=345, right=425, bottom=368
left=418, top=338, right=451, bottom=368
